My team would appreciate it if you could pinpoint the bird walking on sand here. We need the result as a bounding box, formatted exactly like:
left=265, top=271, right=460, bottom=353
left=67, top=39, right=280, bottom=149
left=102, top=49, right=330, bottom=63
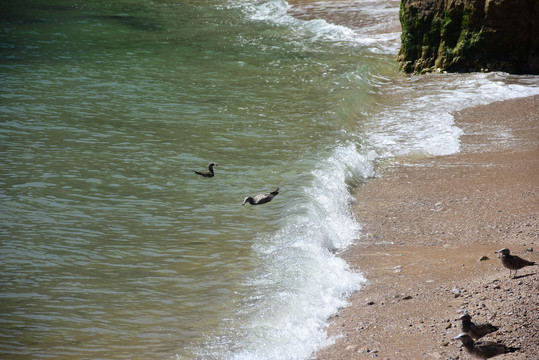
left=453, top=333, right=519, bottom=359
left=458, top=314, right=498, bottom=340
left=495, top=248, right=536, bottom=278
left=193, top=162, right=217, bottom=178
left=242, top=188, right=279, bottom=205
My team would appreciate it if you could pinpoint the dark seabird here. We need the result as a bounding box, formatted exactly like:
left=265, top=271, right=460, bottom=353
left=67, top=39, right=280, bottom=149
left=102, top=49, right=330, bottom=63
left=453, top=333, right=519, bottom=359
left=242, top=188, right=279, bottom=205
left=495, top=248, right=536, bottom=278
left=458, top=314, right=499, bottom=340
left=193, top=162, right=217, bottom=178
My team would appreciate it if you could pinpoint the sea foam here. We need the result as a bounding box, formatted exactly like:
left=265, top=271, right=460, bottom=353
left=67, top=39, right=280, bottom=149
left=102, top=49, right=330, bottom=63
left=368, top=73, right=539, bottom=157
left=236, top=0, right=397, bottom=51
left=226, top=143, right=374, bottom=360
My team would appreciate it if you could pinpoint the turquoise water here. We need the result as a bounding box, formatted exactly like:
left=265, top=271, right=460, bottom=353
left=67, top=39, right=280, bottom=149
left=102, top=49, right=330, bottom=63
left=2, top=1, right=539, bottom=359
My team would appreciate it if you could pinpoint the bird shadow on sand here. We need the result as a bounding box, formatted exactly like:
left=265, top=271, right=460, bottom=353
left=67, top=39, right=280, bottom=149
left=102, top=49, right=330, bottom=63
left=511, top=272, right=536, bottom=280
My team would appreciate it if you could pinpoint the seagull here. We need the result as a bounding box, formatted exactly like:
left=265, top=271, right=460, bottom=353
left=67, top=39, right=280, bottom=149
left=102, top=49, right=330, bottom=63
left=193, top=162, right=217, bottom=178
left=453, top=333, right=519, bottom=359
left=458, top=314, right=499, bottom=340
left=495, top=248, right=536, bottom=278
left=242, top=188, right=279, bottom=205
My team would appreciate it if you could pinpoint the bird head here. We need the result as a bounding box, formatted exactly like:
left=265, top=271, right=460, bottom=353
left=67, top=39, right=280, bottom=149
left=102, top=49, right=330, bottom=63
left=495, top=248, right=510, bottom=255
left=453, top=333, right=474, bottom=345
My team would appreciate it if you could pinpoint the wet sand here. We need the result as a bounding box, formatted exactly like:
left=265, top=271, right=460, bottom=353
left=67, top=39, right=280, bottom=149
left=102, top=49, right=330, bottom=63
left=315, top=95, right=539, bottom=359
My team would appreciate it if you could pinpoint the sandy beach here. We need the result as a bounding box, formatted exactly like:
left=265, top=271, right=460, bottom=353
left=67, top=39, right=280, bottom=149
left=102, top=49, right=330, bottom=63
left=314, top=95, right=539, bottom=359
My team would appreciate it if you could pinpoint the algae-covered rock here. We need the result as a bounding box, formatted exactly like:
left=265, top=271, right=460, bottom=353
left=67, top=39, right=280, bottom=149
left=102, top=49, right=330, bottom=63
left=398, top=0, right=539, bottom=74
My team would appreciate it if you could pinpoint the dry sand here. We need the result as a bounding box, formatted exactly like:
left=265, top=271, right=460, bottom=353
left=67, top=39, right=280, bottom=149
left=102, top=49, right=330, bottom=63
left=314, top=95, right=539, bottom=359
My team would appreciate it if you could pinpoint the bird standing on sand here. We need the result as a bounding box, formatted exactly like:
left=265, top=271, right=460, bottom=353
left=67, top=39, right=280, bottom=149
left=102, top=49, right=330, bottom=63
left=453, top=333, right=519, bottom=359
left=242, top=188, right=279, bottom=205
left=193, top=162, right=217, bottom=178
left=458, top=314, right=499, bottom=340
left=495, top=248, right=536, bottom=278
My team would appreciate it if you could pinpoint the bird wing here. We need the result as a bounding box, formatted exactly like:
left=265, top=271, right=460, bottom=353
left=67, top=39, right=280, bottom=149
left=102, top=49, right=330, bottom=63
left=253, top=193, right=271, bottom=204
left=471, top=322, right=498, bottom=338
left=474, top=341, right=507, bottom=357
left=510, top=255, right=535, bottom=268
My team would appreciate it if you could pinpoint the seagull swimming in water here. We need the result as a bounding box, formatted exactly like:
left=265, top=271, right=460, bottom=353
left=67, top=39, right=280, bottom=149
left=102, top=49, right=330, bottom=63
left=453, top=333, right=519, bottom=359
left=242, top=188, right=279, bottom=205
left=495, top=248, right=536, bottom=278
left=193, top=162, right=217, bottom=178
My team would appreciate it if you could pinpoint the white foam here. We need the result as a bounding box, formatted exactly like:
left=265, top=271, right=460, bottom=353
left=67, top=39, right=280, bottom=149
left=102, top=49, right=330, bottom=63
left=368, top=73, right=539, bottom=157
left=241, top=0, right=292, bottom=23
left=234, top=0, right=399, bottom=53
left=214, top=144, right=374, bottom=360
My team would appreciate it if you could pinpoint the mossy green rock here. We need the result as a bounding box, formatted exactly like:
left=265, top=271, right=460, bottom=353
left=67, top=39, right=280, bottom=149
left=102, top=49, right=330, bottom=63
left=398, top=0, right=539, bottom=74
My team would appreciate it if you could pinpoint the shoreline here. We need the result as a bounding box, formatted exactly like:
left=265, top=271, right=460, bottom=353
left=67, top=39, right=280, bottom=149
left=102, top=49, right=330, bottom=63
left=315, top=95, right=539, bottom=359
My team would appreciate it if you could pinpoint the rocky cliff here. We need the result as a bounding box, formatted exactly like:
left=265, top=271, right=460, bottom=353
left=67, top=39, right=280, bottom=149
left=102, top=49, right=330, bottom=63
left=398, top=0, right=539, bottom=74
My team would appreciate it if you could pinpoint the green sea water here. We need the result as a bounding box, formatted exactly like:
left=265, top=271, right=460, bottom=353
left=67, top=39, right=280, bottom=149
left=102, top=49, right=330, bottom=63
left=2, top=1, right=539, bottom=359
left=0, top=1, right=394, bottom=358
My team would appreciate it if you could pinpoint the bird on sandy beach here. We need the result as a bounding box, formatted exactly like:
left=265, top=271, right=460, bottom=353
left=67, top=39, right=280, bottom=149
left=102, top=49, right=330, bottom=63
left=242, top=188, right=279, bottom=205
left=193, top=162, right=217, bottom=178
left=495, top=248, right=536, bottom=278
left=453, top=333, right=519, bottom=359
left=458, top=314, right=499, bottom=340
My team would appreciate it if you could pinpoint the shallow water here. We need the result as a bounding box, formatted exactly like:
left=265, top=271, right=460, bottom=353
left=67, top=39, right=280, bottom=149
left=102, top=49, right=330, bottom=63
left=1, top=1, right=539, bottom=359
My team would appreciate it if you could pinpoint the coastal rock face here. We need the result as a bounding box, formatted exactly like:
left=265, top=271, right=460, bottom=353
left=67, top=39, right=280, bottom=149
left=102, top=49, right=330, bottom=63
left=398, top=0, right=539, bottom=74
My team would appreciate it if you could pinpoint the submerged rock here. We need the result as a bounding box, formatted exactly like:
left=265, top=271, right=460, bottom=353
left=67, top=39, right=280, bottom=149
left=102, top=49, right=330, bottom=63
left=398, top=0, right=539, bottom=74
